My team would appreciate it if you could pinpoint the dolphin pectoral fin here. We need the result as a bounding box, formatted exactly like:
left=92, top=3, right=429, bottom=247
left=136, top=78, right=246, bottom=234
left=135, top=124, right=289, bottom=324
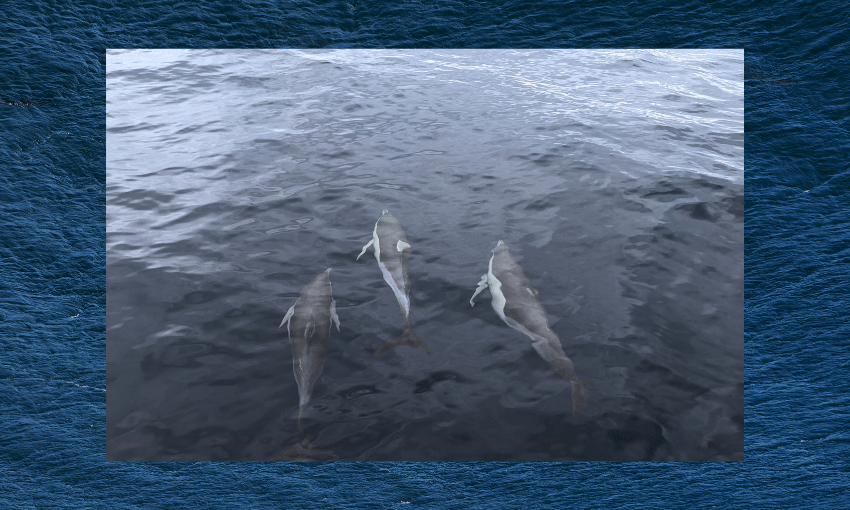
left=469, top=274, right=489, bottom=307
left=396, top=240, right=410, bottom=252
left=279, top=305, right=295, bottom=328
left=356, top=239, right=374, bottom=261
left=570, top=379, right=587, bottom=422
left=375, top=328, right=430, bottom=357
left=330, top=299, right=340, bottom=332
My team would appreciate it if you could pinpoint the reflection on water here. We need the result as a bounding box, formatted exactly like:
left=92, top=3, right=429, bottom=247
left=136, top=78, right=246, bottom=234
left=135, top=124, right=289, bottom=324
left=107, top=49, right=743, bottom=461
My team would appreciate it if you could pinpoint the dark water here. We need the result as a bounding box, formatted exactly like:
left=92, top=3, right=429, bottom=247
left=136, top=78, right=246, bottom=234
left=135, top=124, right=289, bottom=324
left=3, top=1, right=848, bottom=507
left=106, top=50, right=743, bottom=461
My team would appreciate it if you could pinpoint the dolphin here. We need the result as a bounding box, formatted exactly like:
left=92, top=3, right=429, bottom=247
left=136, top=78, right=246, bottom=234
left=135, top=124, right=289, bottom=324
left=357, top=209, right=430, bottom=356
left=470, top=240, right=586, bottom=420
left=279, top=268, right=340, bottom=429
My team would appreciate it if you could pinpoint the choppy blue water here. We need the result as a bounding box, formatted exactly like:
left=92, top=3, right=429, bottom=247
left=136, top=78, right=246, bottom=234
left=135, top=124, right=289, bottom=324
left=3, top=0, right=849, bottom=507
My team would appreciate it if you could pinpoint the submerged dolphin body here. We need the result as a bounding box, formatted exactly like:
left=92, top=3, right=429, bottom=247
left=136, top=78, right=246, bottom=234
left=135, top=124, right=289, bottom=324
left=267, top=438, right=338, bottom=461
left=470, top=240, right=586, bottom=420
left=357, top=210, right=430, bottom=356
left=279, top=268, right=340, bottom=429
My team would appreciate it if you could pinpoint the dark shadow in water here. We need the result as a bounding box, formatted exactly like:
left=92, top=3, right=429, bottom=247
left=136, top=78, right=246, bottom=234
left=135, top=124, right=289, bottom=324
left=413, top=370, right=470, bottom=394
left=107, top=171, right=743, bottom=461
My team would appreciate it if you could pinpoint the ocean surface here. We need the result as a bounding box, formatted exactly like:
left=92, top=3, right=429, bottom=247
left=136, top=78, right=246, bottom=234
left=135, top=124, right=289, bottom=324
left=3, top=0, right=849, bottom=507
left=106, top=49, right=743, bottom=462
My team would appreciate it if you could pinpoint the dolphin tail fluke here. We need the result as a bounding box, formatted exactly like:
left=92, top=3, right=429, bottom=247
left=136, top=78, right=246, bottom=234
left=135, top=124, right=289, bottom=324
left=297, top=404, right=305, bottom=431
left=268, top=439, right=339, bottom=462
left=570, top=379, right=587, bottom=422
left=376, top=328, right=431, bottom=357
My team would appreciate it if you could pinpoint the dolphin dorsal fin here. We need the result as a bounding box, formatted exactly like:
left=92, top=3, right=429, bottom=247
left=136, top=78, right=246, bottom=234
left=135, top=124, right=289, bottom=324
left=397, top=240, right=410, bottom=252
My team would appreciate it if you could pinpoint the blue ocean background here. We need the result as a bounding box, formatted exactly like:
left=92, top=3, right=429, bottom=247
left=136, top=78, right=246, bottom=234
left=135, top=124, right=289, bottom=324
left=1, top=0, right=847, bottom=507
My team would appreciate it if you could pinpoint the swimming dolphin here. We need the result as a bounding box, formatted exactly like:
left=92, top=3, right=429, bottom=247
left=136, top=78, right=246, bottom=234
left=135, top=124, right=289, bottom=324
left=279, top=268, right=340, bottom=429
left=357, top=210, right=430, bottom=356
left=470, top=240, right=586, bottom=420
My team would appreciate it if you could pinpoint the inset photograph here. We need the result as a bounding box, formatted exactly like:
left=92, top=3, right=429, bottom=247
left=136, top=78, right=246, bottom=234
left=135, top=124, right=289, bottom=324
left=106, top=49, right=743, bottom=461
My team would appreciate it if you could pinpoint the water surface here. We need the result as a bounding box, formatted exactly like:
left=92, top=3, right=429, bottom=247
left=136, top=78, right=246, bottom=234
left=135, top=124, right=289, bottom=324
left=106, top=49, right=744, bottom=461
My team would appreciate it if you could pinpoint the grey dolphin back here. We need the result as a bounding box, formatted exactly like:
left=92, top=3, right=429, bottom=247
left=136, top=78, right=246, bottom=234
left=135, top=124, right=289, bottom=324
left=473, top=240, right=587, bottom=421
left=357, top=210, right=430, bottom=356
left=281, top=268, right=339, bottom=430
left=374, top=212, right=412, bottom=296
